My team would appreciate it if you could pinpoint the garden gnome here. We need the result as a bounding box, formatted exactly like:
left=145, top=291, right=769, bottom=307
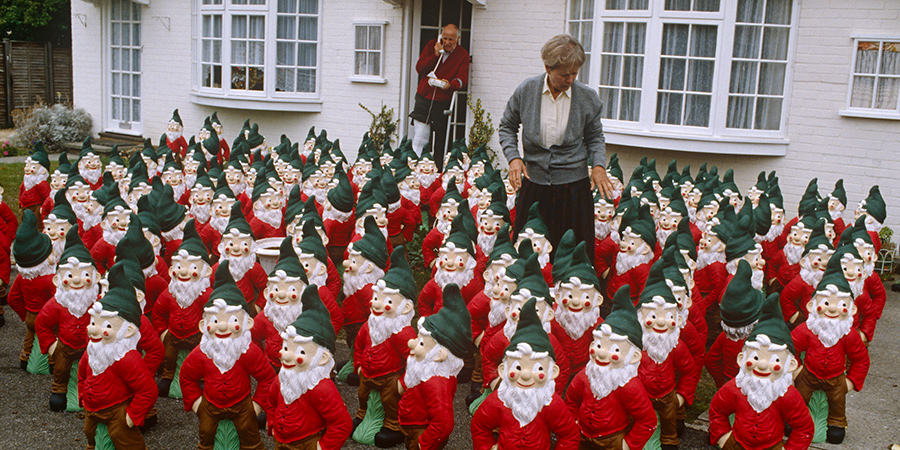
left=636, top=261, right=700, bottom=450
left=199, top=172, right=236, bottom=258
left=399, top=283, right=472, bottom=450
left=828, top=180, right=848, bottom=237
left=161, top=154, right=190, bottom=205
left=322, top=169, right=355, bottom=264
left=418, top=212, right=483, bottom=317
left=153, top=220, right=214, bottom=397
left=792, top=253, right=870, bottom=444
left=19, top=142, right=51, bottom=216
left=294, top=221, right=344, bottom=331
left=90, top=188, right=131, bottom=273
left=608, top=202, right=656, bottom=303
left=552, top=230, right=604, bottom=377
left=8, top=210, right=57, bottom=370
left=116, top=214, right=168, bottom=315
left=708, top=293, right=814, bottom=449
left=155, top=182, right=190, bottom=265
left=180, top=260, right=277, bottom=450
left=515, top=202, right=556, bottom=286
left=249, top=176, right=285, bottom=239
left=183, top=148, right=206, bottom=192
left=855, top=185, right=886, bottom=238
left=351, top=178, right=390, bottom=247
left=723, top=209, right=767, bottom=292
left=353, top=247, right=417, bottom=448
left=381, top=169, right=417, bottom=247
left=224, top=159, right=253, bottom=215
left=564, top=285, right=658, bottom=449
left=165, top=109, right=188, bottom=157
left=41, top=152, right=72, bottom=217
left=774, top=215, right=818, bottom=290
left=214, top=202, right=267, bottom=312
left=340, top=216, right=388, bottom=351
left=592, top=190, right=620, bottom=283
left=695, top=216, right=729, bottom=307
left=476, top=186, right=510, bottom=256
left=705, top=260, right=763, bottom=388
left=210, top=112, right=230, bottom=163
left=780, top=220, right=833, bottom=325
left=471, top=298, right=580, bottom=450
left=78, top=263, right=157, bottom=449
left=35, top=228, right=100, bottom=411
left=267, top=287, right=352, bottom=449
left=415, top=153, right=441, bottom=219
left=43, top=190, right=77, bottom=260
left=848, top=217, right=887, bottom=320
left=188, top=167, right=215, bottom=227
left=78, top=140, right=104, bottom=190
left=421, top=179, right=463, bottom=268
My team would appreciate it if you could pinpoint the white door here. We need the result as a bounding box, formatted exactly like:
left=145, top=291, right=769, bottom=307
left=107, top=0, right=143, bottom=135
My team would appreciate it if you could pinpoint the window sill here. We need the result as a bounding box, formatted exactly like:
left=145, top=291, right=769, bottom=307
left=605, top=128, right=788, bottom=156
left=190, top=92, right=322, bottom=112
left=839, top=109, right=900, bottom=121
left=348, top=75, right=387, bottom=84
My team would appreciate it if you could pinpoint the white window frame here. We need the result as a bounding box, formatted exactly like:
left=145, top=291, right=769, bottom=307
left=350, top=20, right=388, bottom=84
left=840, top=35, right=900, bottom=121
left=190, top=0, right=323, bottom=112
left=567, top=0, right=799, bottom=156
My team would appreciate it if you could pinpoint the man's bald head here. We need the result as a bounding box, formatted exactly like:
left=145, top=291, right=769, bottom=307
left=440, top=24, right=460, bottom=53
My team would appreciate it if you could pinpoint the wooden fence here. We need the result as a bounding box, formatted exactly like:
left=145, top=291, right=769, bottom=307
left=0, top=40, right=73, bottom=127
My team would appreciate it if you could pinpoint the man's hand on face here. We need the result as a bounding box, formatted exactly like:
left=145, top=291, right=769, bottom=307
left=434, top=40, right=443, bottom=58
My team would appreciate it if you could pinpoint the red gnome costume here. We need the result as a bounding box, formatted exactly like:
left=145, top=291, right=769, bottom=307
left=267, top=287, right=352, bottom=449
left=19, top=143, right=52, bottom=217
left=180, top=261, right=277, bottom=450
left=608, top=201, right=656, bottom=304
left=400, top=283, right=472, bottom=450
left=248, top=176, right=286, bottom=239
left=515, top=202, right=556, bottom=287
left=471, top=298, right=580, bottom=450
left=780, top=220, right=833, bottom=326
left=340, top=216, right=389, bottom=353
left=164, top=109, right=189, bottom=158
left=565, top=286, right=657, bottom=450
left=418, top=209, right=484, bottom=317
left=212, top=202, right=268, bottom=313
left=322, top=169, right=356, bottom=265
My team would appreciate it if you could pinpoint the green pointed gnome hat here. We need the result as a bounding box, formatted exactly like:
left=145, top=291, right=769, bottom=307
left=505, top=298, right=555, bottom=360
left=816, top=247, right=855, bottom=295
left=284, top=185, right=305, bottom=224
left=350, top=216, right=388, bottom=269
left=128, top=162, right=150, bottom=190
left=299, top=197, right=325, bottom=230
left=638, top=256, right=677, bottom=307
left=720, top=260, right=763, bottom=328
left=170, top=108, right=183, bottom=126
left=422, top=283, right=473, bottom=359
left=553, top=230, right=601, bottom=292
left=224, top=201, right=254, bottom=238
left=381, top=246, right=417, bottom=300
left=327, top=170, right=355, bottom=213
left=116, top=246, right=146, bottom=294
left=804, top=218, right=833, bottom=256
left=519, top=202, right=549, bottom=238
left=117, top=214, right=156, bottom=270
left=57, top=152, right=72, bottom=174
left=380, top=169, right=401, bottom=205
left=440, top=177, right=464, bottom=205
left=272, top=236, right=309, bottom=282
left=251, top=174, right=274, bottom=203
left=49, top=189, right=77, bottom=224
left=666, top=191, right=689, bottom=218
left=102, top=186, right=130, bottom=216
left=830, top=180, right=847, bottom=207
left=849, top=216, right=874, bottom=247
left=725, top=211, right=756, bottom=262
left=247, top=123, right=264, bottom=148
left=98, top=262, right=144, bottom=326
left=155, top=184, right=187, bottom=232
left=207, top=260, right=253, bottom=315
left=863, top=185, right=886, bottom=224
left=297, top=220, right=327, bottom=264
left=798, top=179, right=820, bottom=218
left=602, top=285, right=643, bottom=350
left=745, top=292, right=794, bottom=354
left=675, top=219, right=697, bottom=261
left=194, top=166, right=215, bottom=191
left=13, top=210, right=52, bottom=268
left=214, top=171, right=235, bottom=199
left=178, top=219, right=212, bottom=265
left=443, top=209, right=476, bottom=257
left=136, top=196, right=162, bottom=237
left=488, top=224, right=517, bottom=264
left=162, top=152, right=181, bottom=174
left=619, top=203, right=657, bottom=249
left=59, top=226, right=95, bottom=268
left=514, top=253, right=553, bottom=306
left=355, top=178, right=387, bottom=220
left=288, top=286, right=337, bottom=354
left=660, top=245, right=687, bottom=289
left=485, top=187, right=511, bottom=223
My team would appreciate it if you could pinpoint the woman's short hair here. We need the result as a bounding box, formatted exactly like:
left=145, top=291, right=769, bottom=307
left=541, top=34, right=586, bottom=70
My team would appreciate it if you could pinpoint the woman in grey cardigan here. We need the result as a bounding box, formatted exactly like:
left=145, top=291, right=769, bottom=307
left=499, top=34, right=614, bottom=263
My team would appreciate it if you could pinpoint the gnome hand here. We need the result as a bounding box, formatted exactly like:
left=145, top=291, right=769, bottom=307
left=859, top=330, right=868, bottom=345
left=792, top=366, right=803, bottom=381
left=192, top=397, right=203, bottom=413
left=489, top=377, right=500, bottom=391
left=160, top=330, right=169, bottom=342
left=622, top=441, right=630, bottom=450
left=676, top=393, right=685, bottom=407
left=253, top=401, right=263, bottom=415
left=48, top=340, right=58, bottom=356
left=397, top=380, right=405, bottom=395
left=474, top=331, right=484, bottom=347
left=317, top=444, right=322, bottom=450
left=789, top=312, right=799, bottom=324
left=126, top=413, right=135, bottom=428
left=846, top=379, right=855, bottom=392
left=490, top=445, right=498, bottom=450
left=717, top=431, right=732, bottom=448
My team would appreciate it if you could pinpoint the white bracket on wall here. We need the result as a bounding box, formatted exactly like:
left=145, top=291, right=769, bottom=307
left=468, top=0, right=486, bottom=8
left=74, top=14, right=88, bottom=27
left=153, top=16, right=171, bottom=31
left=381, top=0, right=403, bottom=7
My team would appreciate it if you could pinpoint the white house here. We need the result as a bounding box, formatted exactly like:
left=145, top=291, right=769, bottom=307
left=71, top=0, right=900, bottom=233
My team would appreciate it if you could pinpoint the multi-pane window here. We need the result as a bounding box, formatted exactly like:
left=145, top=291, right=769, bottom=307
left=110, top=0, right=142, bottom=126
left=568, top=0, right=796, bottom=138
left=354, top=23, right=385, bottom=78
left=847, top=39, right=900, bottom=114
left=195, top=0, right=320, bottom=98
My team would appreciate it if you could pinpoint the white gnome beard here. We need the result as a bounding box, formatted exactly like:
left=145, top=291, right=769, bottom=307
left=721, top=322, right=756, bottom=341
left=342, top=261, right=384, bottom=297
left=657, top=227, right=675, bottom=249
left=595, top=220, right=612, bottom=241
left=417, top=172, right=438, bottom=189
left=435, top=218, right=452, bottom=236
left=279, top=347, right=333, bottom=404
left=23, top=171, right=46, bottom=190
left=221, top=252, right=257, bottom=281
left=354, top=222, right=388, bottom=239
left=86, top=322, right=141, bottom=375
left=228, top=182, right=247, bottom=197
left=504, top=300, right=554, bottom=340
left=687, top=206, right=697, bottom=223
left=863, top=261, right=875, bottom=279
left=323, top=207, right=352, bottom=223
left=81, top=168, right=102, bottom=185
left=368, top=301, right=413, bottom=346
left=265, top=298, right=305, bottom=332
left=102, top=225, right=127, bottom=247
left=697, top=244, right=726, bottom=270
left=585, top=347, right=639, bottom=399
left=254, top=206, right=283, bottom=228
left=162, top=226, right=185, bottom=243
left=400, top=186, right=420, bottom=205
left=784, top=242, right=804, bottom=265
left=616, top=243, right=652, bottom=275
left=352, top=172, right=369, bottom=188
left=244, top=186, right=254, bottom=199
left=537, top=246, right=552, bottom=268
left=866, top=217, right=882, bottom=233
left=184, top=173, right=197, bottom=190
left=828, top=207, right=842, bottom=221
left=17, top=258, right=55, bottom=280
left=169, top=276, right=211, bottom=309
left=304, top=186, right=328, bottom=205
left=200, top=317, right=253, bottom=373
left=56, top=283, right=100, bottom=317
left=848, top=278, right=864, bottom=299
left=761, top=223, right=784, bottom=243
left=51, top=237, right=66, bottom=259
left=170, top=183, right=186, bottom=202
left=190, top=203, right=212, bottom=224
left=497, top=364, right=556, bottom=427
left=477, top=232, right=498, bottom=255
left=735, top=356, right=793, bottom=413
left=807, top=308, right=854, bottom=348
left=488, top=299, right=507, bottom=327
left=166, top=130, right=182, bottom=142
left=404, top=343, right=464, bottom=389
left=799, top=261, right=824, bottom=288
left=642, top=323, right=681, bottom=364
left=210, top=214, right=229, bottom=234
left=555, top=302, right=601, bottom=340
left=435, top=256, right=476, bottom=290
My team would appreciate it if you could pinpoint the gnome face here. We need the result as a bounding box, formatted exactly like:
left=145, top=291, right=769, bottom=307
left=436, top=202, right=459, bottom=228
left=407, top=332, right=439, bottom=362
left=87, top=309, right=136, bottom=346
left=211, top=121, right=224, bottom=137
left=771, top=208, right=784, bottom=226
left=128, top=183, right=152, bottom=205
left=801, top=248, right=831, bottom=274
left=854, top=239, right=876, bottom=268
left=787, top=224, right=812, bottom=248
left=828, top=196, right=845, bottom=217
left=590, top=330, right=640, bottom=370
left=284, top=167, right=302, bottom=186
left=280, top=338, right=327, bottom=373
left=257, top=189, right=284, bottom=211
left=370, top=283, right=413, bottom=320
left=298, top=254, right=327, bottom=284
left=221, top=233, right=255, bottom=259
left=163, top=168, right=184, bottom=188
left=356, top=206, right=389, bottom=233
left=743, top=246, right=766, bottom=272
left=507, top=296, right=554, bottom=329
left=200, top=304, right=253, bottom=341
left=191, top=185, right=214, bottom=208
left=619, top=230, right=650, bottom=257
left=736, top=337, right=796, bottom=412
left=698, top=204, right=718, bottom=223
left=224, top=166, right=244, bottom=186
left=807, top=288, right=855, bottom=322
left=746, top=186, right=763, bottom=206
left=470, top=187, right=488, bottom=210
left=320, top=161, right=337, bottom=179
left=444, top=167, right=465, bottom=188
left=184, top=159, right=200, bottom=176
left=437, top=244, right=474, bottom=276
left=198, top=127, right=211, bottom=141
left=657, top=208, right=682, bottom=231
left=484, top=257, right=513, bottom=291
left=727, top=192, right=743, bottom=210
left=264, top=273, right=305, bottom=308
left=244, top=168, right=258, bottom=189
left=81, top=154, right=103, bottom=172
left=699, top=231, right=723, bottom=253
left=55, top=260, right=99, bottom=294
left=401, top=174, right=421, bottom=192
left=518, top=231, right=553, bottom=264
left=353, top=160, right=372, bottom=178
left=491, top=272, right=517, bottom=304
left=102, top=207, right=131, bottom=234
left=50, top=172, right=68, bottom=191
left=479, top=213, right=505, bottom=239
left=170, top=253, right=213, bottom=284
left=657, top=196, right=671, bottom=211
left=500, top=350, right=557, bottom=391
left=167, top=119, right=183, bottom=136
left=557, top=278, right=601, bottom=315
left=24, top=159, right=46, bottom=177
left=212, top=195, right=236, bottom=219
left=43, top=218, right=73, bottom=246
left=68, top=184, right=92, bottom=205
left=417, top=159, right=436, bottom=176
left=639, top=299, right=679, bottom=340
left=686, top=189, right=701, bottom=209
left=108, top=163, right=127, bottom=182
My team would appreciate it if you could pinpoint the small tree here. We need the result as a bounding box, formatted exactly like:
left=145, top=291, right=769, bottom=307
left=359, top=103, right=398, bottom=151
left=467, top=95, right=501, bottom=169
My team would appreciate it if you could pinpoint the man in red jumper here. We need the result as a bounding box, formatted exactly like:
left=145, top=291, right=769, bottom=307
left=410, top=23, right=469, bottom=168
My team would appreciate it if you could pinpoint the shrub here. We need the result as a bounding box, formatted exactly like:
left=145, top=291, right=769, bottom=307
left=11, top=103, right=93, bottom=152
left=359, top=103, right=398, bottom=150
